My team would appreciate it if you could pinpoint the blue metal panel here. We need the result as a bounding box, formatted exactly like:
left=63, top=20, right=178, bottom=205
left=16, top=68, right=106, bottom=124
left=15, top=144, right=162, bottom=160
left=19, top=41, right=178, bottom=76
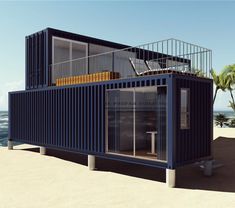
left=87, top=86, right=89, bottom=151
left=9, top=74, right=212, bottom=168
left=167, top=75, right=174, bottom=169
left=174, top=75, right=213, bottom=166
left=26, top=30, right=49, bottom=89
left=101, top=85, right=105, bottom=153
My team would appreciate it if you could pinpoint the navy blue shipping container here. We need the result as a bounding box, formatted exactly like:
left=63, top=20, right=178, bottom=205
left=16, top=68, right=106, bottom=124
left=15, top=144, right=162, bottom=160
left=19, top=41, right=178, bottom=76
left=9, top=74, right=213, bottom=168
left=9, top=28, right=213, bottom=187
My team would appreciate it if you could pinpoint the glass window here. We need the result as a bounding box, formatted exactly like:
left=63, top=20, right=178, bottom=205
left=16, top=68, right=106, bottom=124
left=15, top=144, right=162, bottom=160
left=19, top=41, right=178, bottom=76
left=89, top=44, right=113, bottom=74
left=180, top=88, right=190, bottom=129
left=52, top=37, right=87, bottom=83
left=114, top=50, right=136, bottom=78
left=135, top=87, right=158, bottom=160
left=89, top=44, right=136, bottom=78
left=54, top=39, right=70, bottom=64
left=72, top=42, right=87, bottom=76
left=166, top=59, right=189, bottom=71
left=106, top=89, right=134, bottom=156
left=106, top=86, right=167, bottom=162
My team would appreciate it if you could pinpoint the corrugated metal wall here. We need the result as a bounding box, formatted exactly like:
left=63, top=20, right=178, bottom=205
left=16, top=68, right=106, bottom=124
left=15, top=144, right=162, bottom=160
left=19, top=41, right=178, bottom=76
left=10, top=85, right=106, bottom=153
left=174, top=76, right=213, bottom=166
left=25, top=28, right=129, bottom=90
left=10, top=76, right=169, bottom=157
left=25, top=28, right=187, bottom=90
left=10, top=74, right=213, bottom=167
left=26, top=30, right=49, bottom=89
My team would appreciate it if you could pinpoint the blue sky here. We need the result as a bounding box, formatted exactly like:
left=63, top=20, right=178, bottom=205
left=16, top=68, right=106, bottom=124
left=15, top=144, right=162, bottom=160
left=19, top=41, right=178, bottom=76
left=0, top=1, right=235, bottom=111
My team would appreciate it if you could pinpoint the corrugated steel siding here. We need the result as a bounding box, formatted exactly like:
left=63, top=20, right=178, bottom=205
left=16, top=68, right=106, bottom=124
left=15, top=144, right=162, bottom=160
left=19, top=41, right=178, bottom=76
left=26, top=30, right=48, bottom=89
left=10, top=84, right=106, bottom=153
left=10, top=74, right=213, bottom=167
left=10, top=75, right=169, bottom=156
left=25, top=28, right=185, bottom=90
left=25, top=28, right=129, bottom=90
left=174, top=76, right=213, bottom=165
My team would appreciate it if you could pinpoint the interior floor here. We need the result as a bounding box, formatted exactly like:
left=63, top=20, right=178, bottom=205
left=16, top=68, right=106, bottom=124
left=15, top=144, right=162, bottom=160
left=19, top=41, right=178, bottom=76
left=108, top=150, right=158, bottom=160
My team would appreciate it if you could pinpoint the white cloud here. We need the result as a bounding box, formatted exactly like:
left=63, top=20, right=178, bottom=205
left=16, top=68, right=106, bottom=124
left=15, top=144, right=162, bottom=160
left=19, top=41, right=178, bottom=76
left=0, top=80, right=24, bottom=111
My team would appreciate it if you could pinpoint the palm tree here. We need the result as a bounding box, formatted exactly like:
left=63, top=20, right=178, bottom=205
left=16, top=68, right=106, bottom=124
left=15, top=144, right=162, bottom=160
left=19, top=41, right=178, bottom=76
left=214, top=113, right=229, bottom=128
left=223, top=64, right=235, bottom=110
left=194, top=69, right=205, bottom=78
left=228, top=118, right=235, bottom=127
left=228, top=101, right=235, bottom=112
left=210, top=69, right=227, bottom=104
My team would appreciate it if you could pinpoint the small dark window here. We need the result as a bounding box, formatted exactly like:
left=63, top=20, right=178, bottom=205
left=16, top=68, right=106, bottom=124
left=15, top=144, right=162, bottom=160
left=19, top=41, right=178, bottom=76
left=162, top=78, right=166, bottom=85
left=180, top=88, right=190, bottom=129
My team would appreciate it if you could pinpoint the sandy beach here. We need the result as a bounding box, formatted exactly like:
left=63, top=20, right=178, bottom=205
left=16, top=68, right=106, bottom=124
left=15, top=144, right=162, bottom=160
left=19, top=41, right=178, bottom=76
left=0, top=127, right=234, bottom=208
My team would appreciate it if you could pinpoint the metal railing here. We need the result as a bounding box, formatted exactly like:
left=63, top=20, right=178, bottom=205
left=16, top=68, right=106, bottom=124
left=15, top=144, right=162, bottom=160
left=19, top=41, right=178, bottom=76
left=51, top=38, right=212, bottom=84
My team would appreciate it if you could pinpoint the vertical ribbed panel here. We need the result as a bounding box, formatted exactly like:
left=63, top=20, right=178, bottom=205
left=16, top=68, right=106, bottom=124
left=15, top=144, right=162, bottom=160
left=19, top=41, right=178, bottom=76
left=10, top=86, right=108, bottom=154
left=26, top=31, right=48, bottom=89
left=10, top=76, right=169, bottom=155
left=9, top=75, right=212, bottom=167
left=174, top=76, right=213, bottom=165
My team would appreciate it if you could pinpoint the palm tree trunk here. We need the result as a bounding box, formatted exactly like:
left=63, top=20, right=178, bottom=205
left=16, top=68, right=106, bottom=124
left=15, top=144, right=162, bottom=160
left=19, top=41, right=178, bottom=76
left=213, top=87, right=219, bottom=105
left=229, top=89, right=235, bottom=105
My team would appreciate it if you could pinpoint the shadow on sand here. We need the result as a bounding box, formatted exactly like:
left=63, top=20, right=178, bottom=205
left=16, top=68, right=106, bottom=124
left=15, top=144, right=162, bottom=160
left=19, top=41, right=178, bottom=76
left=177, top=137, right=235, bottom=192
left=21, top=136, right=235, bottom=193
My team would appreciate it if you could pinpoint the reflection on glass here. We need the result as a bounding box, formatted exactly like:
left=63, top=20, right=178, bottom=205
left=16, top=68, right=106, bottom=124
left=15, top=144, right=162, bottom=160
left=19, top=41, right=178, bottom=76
left=106, top=86, right=167, bottom=162
left=52, top=37, right=87, bottom=83
left=180, top=88, right=190, bottom=129
left=89, top=44, right=113, bottom=74
left=54, top=39, right=70, bottom=64
left=53, top=39, right=70, bottom=82
left=72, top=42, right=87, bottom=76
left=135, top=87, right=158, bottom=159
left=107, top=89, right=134, bottom=156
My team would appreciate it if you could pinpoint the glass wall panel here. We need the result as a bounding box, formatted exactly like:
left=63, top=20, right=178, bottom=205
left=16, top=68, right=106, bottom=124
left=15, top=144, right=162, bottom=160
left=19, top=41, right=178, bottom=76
left=89, top=44, right=136, bottom=78
left=106, top=86, right=167, bottom=162
left=52, top=37, right=87, bottom=83
left=54, top=39, right=70, bottom=64
left=135, top=87, right=158, bottom=159
left=53, top=39, right=70, bottom=82
left=166, top=59, right=189, bottom=71
left=156, top=87, right=167, bottom=161
left=89, top=44, right=113, bottom=74
left=72, top=42, right=87, bottom=76
left=114, top=51, right=136, bottom=78
left=107, top=89, right=134, bottom=156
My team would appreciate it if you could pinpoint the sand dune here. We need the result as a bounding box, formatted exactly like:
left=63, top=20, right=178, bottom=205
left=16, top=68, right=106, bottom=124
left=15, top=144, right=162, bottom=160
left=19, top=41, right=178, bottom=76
left=0, top=127, right=235, bottom=208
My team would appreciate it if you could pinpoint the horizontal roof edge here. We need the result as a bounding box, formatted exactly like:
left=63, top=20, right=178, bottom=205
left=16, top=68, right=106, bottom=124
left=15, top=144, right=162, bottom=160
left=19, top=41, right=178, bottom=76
left=26, top=27, right=131, bottom=49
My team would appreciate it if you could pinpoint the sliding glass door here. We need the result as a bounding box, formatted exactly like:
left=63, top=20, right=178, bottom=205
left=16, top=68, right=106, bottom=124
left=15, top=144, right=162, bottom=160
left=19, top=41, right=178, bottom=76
left=106, top=86, right=167, bottom=162
left=135, top=87, right=158, bottom=159
left=106, top=89, right=134, bottom=156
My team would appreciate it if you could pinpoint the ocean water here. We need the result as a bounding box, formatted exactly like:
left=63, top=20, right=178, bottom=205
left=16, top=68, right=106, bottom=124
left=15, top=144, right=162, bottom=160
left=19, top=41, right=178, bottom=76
left=0, top=111, right=8, bottom=147
left=213, top=111, right=235, bottom=119
left=0, top=110, right=234, bottom=147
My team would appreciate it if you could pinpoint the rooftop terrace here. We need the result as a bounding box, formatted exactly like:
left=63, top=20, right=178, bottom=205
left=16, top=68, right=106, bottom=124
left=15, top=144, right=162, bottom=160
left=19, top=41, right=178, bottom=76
left=51, top=38, right=212, bottom=85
